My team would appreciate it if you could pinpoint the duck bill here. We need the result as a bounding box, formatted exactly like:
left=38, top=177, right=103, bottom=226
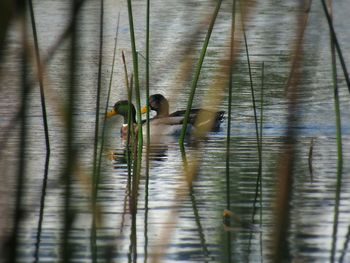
left=106, top=108, right=117, bottom=118
left=141, top=105, right=148, bottom=114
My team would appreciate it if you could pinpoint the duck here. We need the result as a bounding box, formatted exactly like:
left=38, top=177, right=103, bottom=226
left=106, top=100, right=138, bottom=138
left=140, top=94, right=225, bottom=131
left=106, top=100, right=188, bottom=138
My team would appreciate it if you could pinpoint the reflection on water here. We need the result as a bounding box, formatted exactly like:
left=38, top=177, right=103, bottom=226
left=1, top=0, right=350, bottom=262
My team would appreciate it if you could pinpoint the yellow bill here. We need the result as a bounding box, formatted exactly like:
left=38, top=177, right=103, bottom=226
left=106, top=108, right=117, bottom=117
left=141, top=105, right=148, bottom=114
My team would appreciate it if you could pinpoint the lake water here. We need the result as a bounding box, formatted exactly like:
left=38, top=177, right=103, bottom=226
left=1, top=0, right=350, bottom=262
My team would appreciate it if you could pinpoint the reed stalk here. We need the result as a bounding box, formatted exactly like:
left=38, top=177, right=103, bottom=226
left=91, top=0, right=104, bottom=261
left=271, top=1, right=311, bottom=262
left=128, top=73, right=134, bottom=181
left=126, top=0, right=143, bottom=150
left=259, top=61, right=264, bottom=260
left=9, top=6, right=28, bottom=262
left=179, top=0, right=223, bottom=145
left=320, top=0, right=350, bottom=93
left=239, top=0, right=261, bottom=176
left=189, top=187, right=210, bottom=259
left=28, top=1, right=51, bottom=261
left=326, top=1, right=343, bottom=262
left=144, top=1, right=150, bottom=261
left=96, top=12, right=120, bottom=206
left=0, top=0, right=13, bottom=62
left=92, top=0, right=104, bottom=197
left=126, top=5, right=143, bottom=228
left=122, top=52, right=133, bottom=188
left=339, top=224, right=350, bottom=263
left=145, top=0, right=150, bottom=148
left=225, top=0, right=236, bottom=261
left=62, top=1, right=79, bottom=260
left=34, top=152, right=50, bottom=263
left=28, top=0, right=50, bottom=153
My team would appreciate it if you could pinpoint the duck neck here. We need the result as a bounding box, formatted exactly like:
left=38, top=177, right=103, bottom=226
left=123, top=108, right=136, bottom=124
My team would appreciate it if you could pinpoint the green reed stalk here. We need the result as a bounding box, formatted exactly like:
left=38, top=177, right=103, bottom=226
left=145, top=0, right=150, bottom=148
left=190, top=187, right=210, bottom=258
left=225, top=0, right=236, bottom=261
left=179, top=0, right=223, bottom=145
left=240, top=1, right=261, bottom=167
left=320, top=0, right=350, bottom=92
left=144, top=0, right=150, bottom=261
left=126, top=5, right=143, bottom=225
left=62, top=1, right=79, bottom=261
left=132, top=54, right=143, bottom=204
left=9, top=7, right=28, bottom=262
left=126, top=0, right=143, bottom=150
left=327, top=1, right=343, bottom=262
left=122, top=52, right=133, bottom=186
left=92, top=0, right=104, bottom=196
left=127, top=74, right=134, bottom=181
left=97, top=13, right=120, bottom=199
left=339, top=225, right=350, bottom=262
left=241, top=1, right=263, bottom=228
left=28, top=0, right=50, bottom=153
left=28, top=2, right=52, bottom=261
left=91, top=0, right=104, bottom=261
left=259, top=61, right=264, bottom=260
left=34, top=152, right=50, bottom=263
left=226, top=0, right=236, bottom=212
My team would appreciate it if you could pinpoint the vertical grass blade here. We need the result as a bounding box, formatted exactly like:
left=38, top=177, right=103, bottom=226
left=259, top=61, right=264, bottom=261
left=239, top=0, right=261, bottom=176
left=28, top=1, right=51, bottom=261
left=271, top=1, right=311, bottom=262
left=179, top=0, right=223, bottom=145
left=225, top=0, right=236, bottom=261
left=91, top=0, right=104, bottom=261
left=122, top=52, right=133, bottom=187
left=320, top=0, right=350, bottom=93
left=126, top=0, right=143, bottom=148
left=92, top=0, right=104, bottom=195
left=144, top=0, right=151, bottom=261
left=0, top=0, right=13, bottom=62
left=96, top=11, right=120, bottom=227
left=326, top=1, right=343, bottom=262
left=8, top=5, right=28, bottom=261
left=145, top=0, right=150, bottom=148
left=339, top=224, right=350, bottom=262
left=28, top=0, right=50, bottom=153
left=62, top=0, right=80, bottom=260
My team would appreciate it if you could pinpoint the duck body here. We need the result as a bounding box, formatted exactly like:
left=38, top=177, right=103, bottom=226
left=141, top=94, right=225, bottom=132
left=107, top=100, right=192, bottom=140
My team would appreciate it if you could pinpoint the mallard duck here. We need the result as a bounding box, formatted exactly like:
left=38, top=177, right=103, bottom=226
left=106, top=100, right=138, bottom=138
left=107, top=100, right=188, bottom=138
left=141, top=94, right=225, bottom=131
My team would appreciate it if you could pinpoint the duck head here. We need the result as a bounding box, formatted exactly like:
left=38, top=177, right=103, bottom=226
left=141, top=94, right=169, bottom=117
left=107, top=100, right=136, bottom=124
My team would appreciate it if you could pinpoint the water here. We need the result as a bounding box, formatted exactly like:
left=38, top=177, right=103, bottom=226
left=1, top=0, right=350, bottom=262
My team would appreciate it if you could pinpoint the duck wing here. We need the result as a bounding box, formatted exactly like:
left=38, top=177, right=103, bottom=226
left=170, top=109, right=225, bottom=124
